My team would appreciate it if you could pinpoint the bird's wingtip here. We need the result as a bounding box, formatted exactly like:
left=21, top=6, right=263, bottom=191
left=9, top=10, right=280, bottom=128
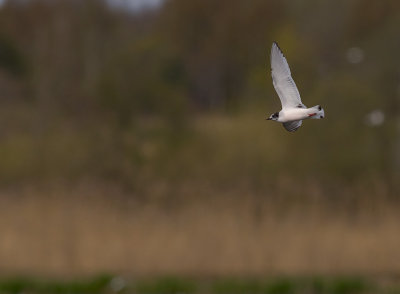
left=272, top=41, right=282, bottom=53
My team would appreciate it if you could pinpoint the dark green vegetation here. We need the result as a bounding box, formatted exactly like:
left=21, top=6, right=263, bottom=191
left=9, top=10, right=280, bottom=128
left=0, top=276, right=112, bottom=294
left=0, top=276, right=398, bottom=294
left=0, top=0, right=399, bottom=188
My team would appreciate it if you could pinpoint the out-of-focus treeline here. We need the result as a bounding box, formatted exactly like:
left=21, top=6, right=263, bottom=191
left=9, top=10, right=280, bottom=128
left=0, top=0, right=399, bottom=196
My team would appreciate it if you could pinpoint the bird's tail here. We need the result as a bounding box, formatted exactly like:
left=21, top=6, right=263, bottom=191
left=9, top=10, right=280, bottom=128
left=309, top=105, right=325, bottom=119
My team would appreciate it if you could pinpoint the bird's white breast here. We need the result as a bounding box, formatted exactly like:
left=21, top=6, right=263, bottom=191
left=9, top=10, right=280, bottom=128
left=278, top=108, right=310, bottom=122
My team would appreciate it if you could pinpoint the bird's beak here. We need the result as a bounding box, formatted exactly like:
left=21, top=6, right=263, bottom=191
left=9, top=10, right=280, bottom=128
left=266, top=117, right=271, bottom=120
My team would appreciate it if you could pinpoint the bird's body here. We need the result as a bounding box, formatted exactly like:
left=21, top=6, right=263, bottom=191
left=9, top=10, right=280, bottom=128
left=277, top=106, right=322, bottom=123
left=267, top=42, right=324, bottom=132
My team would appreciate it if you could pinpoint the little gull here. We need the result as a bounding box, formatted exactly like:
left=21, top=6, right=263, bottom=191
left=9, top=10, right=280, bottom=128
left=267, top=42, right=325, bottom=132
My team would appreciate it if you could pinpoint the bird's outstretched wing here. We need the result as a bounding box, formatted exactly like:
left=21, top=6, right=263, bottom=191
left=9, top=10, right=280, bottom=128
left=270, top=42, right=304, bottom=109
left=282, top=120, right=302, bottom=132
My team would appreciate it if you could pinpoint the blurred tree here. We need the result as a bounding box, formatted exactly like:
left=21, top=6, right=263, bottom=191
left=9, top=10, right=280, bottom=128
left=0, top=0, right=398, bottom=188
left=97, top=34, right=187, bottom=128
left=0, top=0, right=119, bottom=115
left=0, top=35, right=25, bottom=76
left=160, top=0, right=285, bottom=110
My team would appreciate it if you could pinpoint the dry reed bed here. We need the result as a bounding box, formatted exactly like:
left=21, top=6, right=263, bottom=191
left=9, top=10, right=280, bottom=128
left=0, top=180, right=398, bottom=277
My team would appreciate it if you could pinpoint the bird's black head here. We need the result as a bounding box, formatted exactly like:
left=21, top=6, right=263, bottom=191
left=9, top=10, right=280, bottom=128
left=266, top=112, right=279, bottom=121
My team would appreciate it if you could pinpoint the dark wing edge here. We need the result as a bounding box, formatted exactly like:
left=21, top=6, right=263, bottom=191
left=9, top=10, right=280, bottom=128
left=271, top=41, right=291, bottom=76
left=282, top=120, right=302, bottom=132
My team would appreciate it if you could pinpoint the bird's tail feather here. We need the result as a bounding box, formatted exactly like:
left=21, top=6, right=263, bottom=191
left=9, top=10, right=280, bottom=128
left=310, top=105, right=325, bottom=119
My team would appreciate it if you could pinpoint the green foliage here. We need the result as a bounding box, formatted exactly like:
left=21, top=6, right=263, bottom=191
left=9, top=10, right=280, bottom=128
left=0, top=277, right=34, bottom=294
left=311, top=277, right=368, bottom=294
left=212, top=278, right=303, bottom=294
left=0, top=0, right=397, bottom=190
left=36, top=275, right=112, bottom=294
left=0, top=276, right=390, bottom=294
left=212, top=279, right=262, bottom=294
left=0, top=35, right=25, bottom=76
left=135, top=277, right=196, bottom=294
left=97, top=36, right=187, bottom=128
left=264, top=279, right=295, bottom=294
left=328, top=278, right=367, bottom=294
left=0, top=275, right=112, bottom=294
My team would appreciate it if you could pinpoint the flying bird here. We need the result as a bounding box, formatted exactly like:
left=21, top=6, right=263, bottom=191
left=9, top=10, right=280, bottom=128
left=267, top=42, right=324, bottom=132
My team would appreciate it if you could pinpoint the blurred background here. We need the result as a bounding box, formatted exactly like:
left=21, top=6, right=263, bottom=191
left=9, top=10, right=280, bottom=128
left=1, top=0, right=400, bottom=292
